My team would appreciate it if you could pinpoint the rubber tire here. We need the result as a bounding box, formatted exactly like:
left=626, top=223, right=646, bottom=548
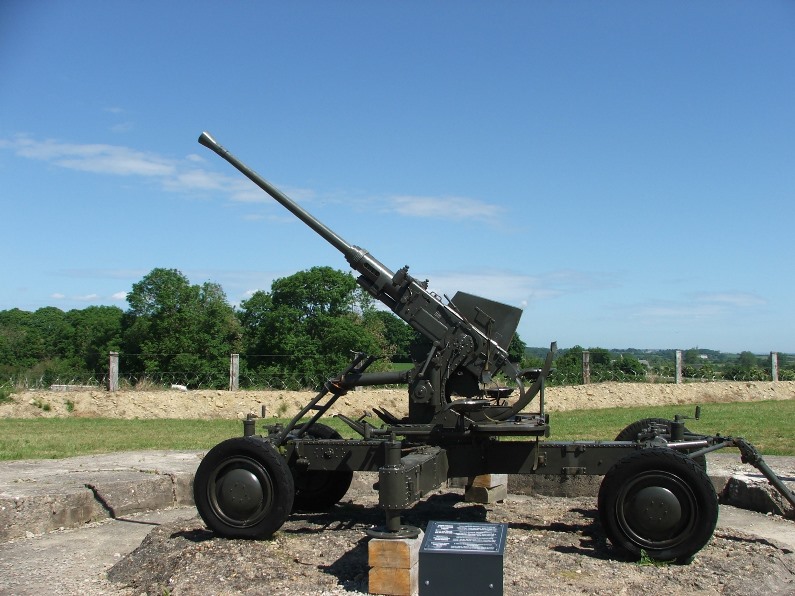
left=598, top=447, right=718, bottom=563
left=291, top=423, right=354, bottom=512
left=194, top=436, right=294, bottom=539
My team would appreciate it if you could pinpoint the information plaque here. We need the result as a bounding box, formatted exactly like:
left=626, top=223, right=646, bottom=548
left=419, top=521, right=507, bottom=595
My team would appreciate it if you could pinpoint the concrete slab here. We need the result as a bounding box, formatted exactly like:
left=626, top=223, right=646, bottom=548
left=508, top=452, right=795, bottom=519
left=1, top=450, right=793, bottom=543
left=0, top=450, right=202, bottom=541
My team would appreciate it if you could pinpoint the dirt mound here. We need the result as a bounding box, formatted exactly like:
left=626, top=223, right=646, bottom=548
left=2, top=381, right=793, bottom=420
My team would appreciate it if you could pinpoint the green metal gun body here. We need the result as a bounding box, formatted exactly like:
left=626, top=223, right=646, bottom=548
left=199, top=132, right=540, bottom=422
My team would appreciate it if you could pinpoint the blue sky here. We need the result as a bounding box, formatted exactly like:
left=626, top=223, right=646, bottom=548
left=1, top=1, right=793, bottom=353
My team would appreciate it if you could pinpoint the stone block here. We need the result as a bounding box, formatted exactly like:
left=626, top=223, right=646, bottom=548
left=464, top=483, right=508, bottom=504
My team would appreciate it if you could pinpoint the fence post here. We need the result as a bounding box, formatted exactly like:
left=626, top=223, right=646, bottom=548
left=582, top=350, right=591, bottom=384
left=771, top=352, right=779, bottom=382
left=229, top=353, right=240, bottom=391
left=108, top=352, right=119, bottom=392
left=675, top=350, right=683, bottom=384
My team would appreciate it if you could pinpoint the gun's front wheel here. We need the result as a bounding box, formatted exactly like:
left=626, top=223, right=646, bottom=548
left=194, top=436, right=294, bottom=538
left=598, top=447, right=718, bottom=563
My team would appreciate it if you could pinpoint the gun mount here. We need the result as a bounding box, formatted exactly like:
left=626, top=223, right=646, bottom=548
left=193, top=132, right=795, bottom=563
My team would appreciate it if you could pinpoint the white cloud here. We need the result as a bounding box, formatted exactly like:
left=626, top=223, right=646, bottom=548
left=629, top=291, right=766, bottom=321
left=388, top=195, right=503, bottom=221
left=111, top=292, right=128, bottom=301
left=692, top=292, right=766, bottom=308
left=12, top=137, right=174, bottom=177
left=165, top=169, right=227, bottom=191
left=422, top=269, right=609, bottom=309
left=3, top=136, right=503, bottom=225
left=110, top=122, right=134, bottom=133
left=50, top=293, right=66, bottom=300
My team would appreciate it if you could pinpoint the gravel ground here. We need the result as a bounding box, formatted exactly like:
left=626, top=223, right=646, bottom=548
left=3, top=381, right=794, bottom=594
left=106, top=476, right=795, bottom=596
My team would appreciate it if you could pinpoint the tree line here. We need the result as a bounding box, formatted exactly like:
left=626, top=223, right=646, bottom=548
left=1, top=267, right=790, bottom=389
left=544, top=346, right=793, bottom=384
left=0, top=266, right=525, bottom=390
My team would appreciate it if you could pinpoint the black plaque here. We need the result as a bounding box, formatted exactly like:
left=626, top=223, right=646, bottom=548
left=419, top=521, right=507, bottom=595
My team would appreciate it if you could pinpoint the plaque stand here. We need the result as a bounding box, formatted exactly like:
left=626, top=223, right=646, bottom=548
left=419, top=521, right=508, bottom=596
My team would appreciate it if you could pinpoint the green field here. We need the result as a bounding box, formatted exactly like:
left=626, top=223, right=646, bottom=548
left=546, top=399, right=794, bottom=455
left=0, top=399, right=792, bottom=460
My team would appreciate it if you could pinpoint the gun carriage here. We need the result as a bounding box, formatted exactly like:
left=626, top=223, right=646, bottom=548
left=193, top=132, right=795, bottom=563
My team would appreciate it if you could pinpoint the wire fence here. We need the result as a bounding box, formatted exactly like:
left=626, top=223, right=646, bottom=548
left=1, top=350, right=789, bottom=393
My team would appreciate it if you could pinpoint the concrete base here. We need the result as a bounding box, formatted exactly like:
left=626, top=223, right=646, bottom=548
left=1, top=452, right=792, bottom=543
left=722, top=473, right=795, bottom=517
left=507, top=453, right=794, bottom=519
left=0, top=451, right=201, bottom=541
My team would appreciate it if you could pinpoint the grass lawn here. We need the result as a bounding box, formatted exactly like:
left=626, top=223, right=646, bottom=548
left=1, top=399, right=792, bottom=460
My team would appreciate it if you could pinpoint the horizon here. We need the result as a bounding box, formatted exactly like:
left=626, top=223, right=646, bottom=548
left=2, top=2, right=794, bottom=354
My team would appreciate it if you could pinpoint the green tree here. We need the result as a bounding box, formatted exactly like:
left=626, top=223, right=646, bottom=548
left=723, top=351, right=767, bottom=381
left=683, top=348, right=702, bottom=366
left=589, top=347, right=611, bottom=366
left=370, top=310, right=415, bottom=362
left=553, top=345, right=585, bottom=384
left=0, top=309, right=38, bottom=370
left=270, top=266, right=364, bottom=317
left=123, top=268, right=241, bottom=387
left=238, top=267, right=390, bottom=388
left=738, top=351, right=761, bottom=369
left=66, top=306, right=123, bottom=373
left=507, top=333, right=527, bottom=364
left=29, top=307, right=74, bottom=362
left=610, top=354, right=646, bottom=380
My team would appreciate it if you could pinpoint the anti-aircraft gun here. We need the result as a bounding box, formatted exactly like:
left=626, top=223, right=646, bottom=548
left=193, top=132, right=795, bottom=563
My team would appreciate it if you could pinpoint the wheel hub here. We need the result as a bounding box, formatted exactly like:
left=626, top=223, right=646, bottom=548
left=217, top=468, right=264, bottom=518
left=629, top=486, right=682, bottom=535
left=210, top=456, right=275, bottom=526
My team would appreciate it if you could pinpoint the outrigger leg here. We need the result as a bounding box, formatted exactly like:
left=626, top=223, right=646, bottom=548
left=689, top=436, right=795, bottom=512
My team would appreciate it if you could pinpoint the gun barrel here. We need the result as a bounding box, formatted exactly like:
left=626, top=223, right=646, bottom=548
left=198, top=132, right=353, bottom=257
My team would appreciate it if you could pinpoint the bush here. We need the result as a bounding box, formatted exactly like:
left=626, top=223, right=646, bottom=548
left=0, top=387, right=13, bottom=404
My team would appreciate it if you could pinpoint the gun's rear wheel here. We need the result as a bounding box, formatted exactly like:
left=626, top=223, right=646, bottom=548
left=598, top=447, right=718, bottom=563
left=291, top=423, right=354, bottom=511
left=194, top=436, right=294, bottom=539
